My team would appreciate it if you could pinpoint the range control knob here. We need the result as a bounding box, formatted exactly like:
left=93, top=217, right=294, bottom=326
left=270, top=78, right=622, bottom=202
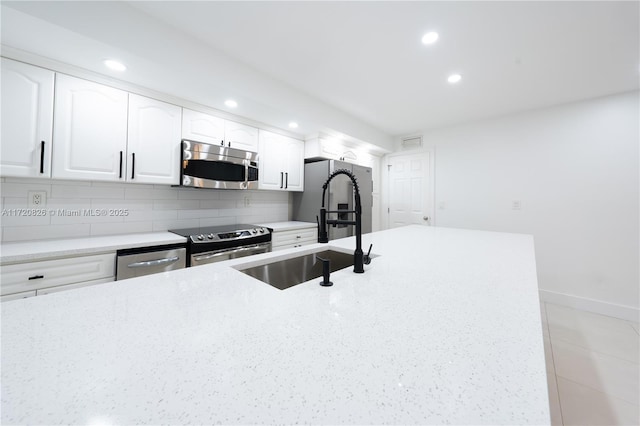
left=207, top=234, right=214, bottom=239
left=259, top=228, right=265, bottom=234
left=197, top=234, right=204, bottom=241
left=250, top=229, right=257, bottom=234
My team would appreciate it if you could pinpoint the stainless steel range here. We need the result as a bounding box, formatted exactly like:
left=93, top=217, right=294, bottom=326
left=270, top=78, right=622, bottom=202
left=169, top=224, right=271, bottom=267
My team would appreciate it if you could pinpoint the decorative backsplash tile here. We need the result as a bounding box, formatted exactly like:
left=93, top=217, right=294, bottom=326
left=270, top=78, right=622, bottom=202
left=0, top=178, right=289, bottom=242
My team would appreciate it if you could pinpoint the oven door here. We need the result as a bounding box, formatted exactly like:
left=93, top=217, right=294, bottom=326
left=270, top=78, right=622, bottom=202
left=190, top=242, right=271, bottom=267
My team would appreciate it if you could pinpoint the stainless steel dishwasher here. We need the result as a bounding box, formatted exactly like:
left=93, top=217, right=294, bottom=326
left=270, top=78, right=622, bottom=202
left=116, top=245, right=186, bottom=280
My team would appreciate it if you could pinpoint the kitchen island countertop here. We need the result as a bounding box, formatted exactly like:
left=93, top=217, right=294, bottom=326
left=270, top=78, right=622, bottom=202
left=1, top=225, right=549, bottom=425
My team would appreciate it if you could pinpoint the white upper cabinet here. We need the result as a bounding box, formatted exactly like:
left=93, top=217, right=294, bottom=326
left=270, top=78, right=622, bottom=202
left=1, top=58, right=54, bottom=178
left=182, top=109, right=225, bottom=145
left=127, top=94, right=182, bottom=185
left=284, top=137, right=304, bottom=191
left=258, top=130, right=304, bottom=192
left=224, top=120, right=258, bottom=152
left=182, top=109, right=258, bottom=152
left=52, top=74, right=128, bottom=181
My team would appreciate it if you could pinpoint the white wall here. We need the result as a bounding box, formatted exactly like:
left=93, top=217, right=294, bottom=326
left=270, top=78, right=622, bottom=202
left=0, top=178, right=289, bottom=242
left=396, top=91, right=639, bottom=316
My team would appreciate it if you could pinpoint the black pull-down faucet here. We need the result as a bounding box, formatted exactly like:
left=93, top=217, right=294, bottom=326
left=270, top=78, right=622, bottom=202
left=317, top=168, right=372, bottom=273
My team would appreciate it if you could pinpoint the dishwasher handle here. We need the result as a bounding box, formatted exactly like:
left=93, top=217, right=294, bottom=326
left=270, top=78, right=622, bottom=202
left=127, top=256, right=180, bottom=268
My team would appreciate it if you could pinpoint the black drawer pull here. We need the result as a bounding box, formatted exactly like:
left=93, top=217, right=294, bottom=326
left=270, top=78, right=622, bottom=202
left=28, top=275, right=44, bottom=280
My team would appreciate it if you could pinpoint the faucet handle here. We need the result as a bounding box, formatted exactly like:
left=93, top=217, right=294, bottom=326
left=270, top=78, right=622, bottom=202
left=363, top=244, right=373, bottom=265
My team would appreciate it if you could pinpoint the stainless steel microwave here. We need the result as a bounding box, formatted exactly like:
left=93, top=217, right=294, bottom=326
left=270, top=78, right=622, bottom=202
left=180, top=140, right=259, bottom=190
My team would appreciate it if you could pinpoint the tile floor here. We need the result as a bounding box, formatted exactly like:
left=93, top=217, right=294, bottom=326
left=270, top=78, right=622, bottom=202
left=541, top=302, right=640, bottom=425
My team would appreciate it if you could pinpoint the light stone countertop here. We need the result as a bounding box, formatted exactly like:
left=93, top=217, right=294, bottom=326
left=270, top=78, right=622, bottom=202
left=256, top=220, right=317, bottom=231
left=0, top=225, right=549, bottom=425
left=0, top=232, right=187, bottom=265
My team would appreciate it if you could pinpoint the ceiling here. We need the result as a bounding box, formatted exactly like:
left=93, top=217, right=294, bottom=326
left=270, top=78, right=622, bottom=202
left=2, top=1, right=639, bottom=151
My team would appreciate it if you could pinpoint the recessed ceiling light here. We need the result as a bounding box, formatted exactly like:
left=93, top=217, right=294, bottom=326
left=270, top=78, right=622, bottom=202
left=421, top=32, right=439, bottom=45
left=288, top=122, right=299, bottom=129
left=447, top=73, right=462, bottom=84
left=224, top=99, right=238, bottom=108
left=103, top=59, right=126, bottom=72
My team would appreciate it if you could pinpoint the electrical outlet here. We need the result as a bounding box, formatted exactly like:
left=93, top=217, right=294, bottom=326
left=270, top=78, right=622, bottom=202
left=244, top=196, right=251, bottom=207
left=512, top=200, right=522, bottom=210
left=28, top=191, right=47, bottom=208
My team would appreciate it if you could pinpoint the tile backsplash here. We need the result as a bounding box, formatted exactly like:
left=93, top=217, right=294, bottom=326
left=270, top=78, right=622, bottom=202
left=0, top=177, right=290, bottom=242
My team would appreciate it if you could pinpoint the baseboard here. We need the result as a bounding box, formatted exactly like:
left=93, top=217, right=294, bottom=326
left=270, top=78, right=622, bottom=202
left=539, top=289, right=640, bottom=322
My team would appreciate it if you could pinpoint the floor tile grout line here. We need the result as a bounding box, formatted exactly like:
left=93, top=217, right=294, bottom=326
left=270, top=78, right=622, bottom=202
left=554, top=374, right=640, bottom=408
left=544, top=302, right=565, bottom=426
left=546, top=334, right=640, bottom=366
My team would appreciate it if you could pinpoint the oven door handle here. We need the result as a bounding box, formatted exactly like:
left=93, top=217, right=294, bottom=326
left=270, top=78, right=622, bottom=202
left=127, top=256, right=180, bottom=268
left=192, top=244, right=269, bottom=262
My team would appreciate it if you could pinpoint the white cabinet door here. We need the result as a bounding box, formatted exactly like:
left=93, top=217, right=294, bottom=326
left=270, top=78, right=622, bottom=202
left=182, top=108, right=225, bottom=145
left=258, top=130, right=286, bottom=190
left=1, top=58, right=54, bottom=178
left=258, top=130, right=304, bottom=191
left=284, top=137, right=305, bottom=192
left=225, top=120, right=258, bottom=152
left=127, top=94, right=182, bottom=185
left=52, top=75, right=128, bottom=181
left=0, top=253, right=116, bottom=296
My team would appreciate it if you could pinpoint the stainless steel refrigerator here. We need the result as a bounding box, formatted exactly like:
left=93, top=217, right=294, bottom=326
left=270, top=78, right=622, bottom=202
left=292, top=160, right=372, bottom=241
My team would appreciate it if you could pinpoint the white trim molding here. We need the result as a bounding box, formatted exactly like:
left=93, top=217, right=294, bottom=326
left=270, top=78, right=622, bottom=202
left=539, top=289, right=640, bottom=322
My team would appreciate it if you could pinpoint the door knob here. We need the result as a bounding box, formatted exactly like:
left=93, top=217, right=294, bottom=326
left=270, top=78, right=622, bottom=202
left=423, top=216, right=430, bottom=221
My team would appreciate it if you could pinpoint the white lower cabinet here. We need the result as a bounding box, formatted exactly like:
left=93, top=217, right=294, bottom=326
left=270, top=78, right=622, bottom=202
left=1, top=253, right=115, bottom=301
left=271, top=227, right=318, bottom=251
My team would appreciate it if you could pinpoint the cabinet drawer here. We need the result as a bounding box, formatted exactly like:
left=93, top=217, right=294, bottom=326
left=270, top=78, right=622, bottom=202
left=1, top=253, right=115, bottom=296
left=271, top=227, right=318, bottom=248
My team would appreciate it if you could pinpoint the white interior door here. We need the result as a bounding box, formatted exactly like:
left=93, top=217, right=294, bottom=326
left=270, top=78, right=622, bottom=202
left=388, top=152, right=432, bottom=228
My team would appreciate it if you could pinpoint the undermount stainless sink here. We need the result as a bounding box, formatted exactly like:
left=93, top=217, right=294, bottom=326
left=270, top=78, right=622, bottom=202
left=237, top=249, right=355, bottom=290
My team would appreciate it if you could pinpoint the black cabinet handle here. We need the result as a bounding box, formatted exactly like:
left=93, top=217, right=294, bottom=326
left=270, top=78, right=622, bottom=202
left=28, top=275, right=44, bottom=280
left=228, top=142, right=231, bottom=148
left=39, top=141, right=45, bottom=174
left=285, top=172, right=288, bottom=189
left=131, top=153, right=135, bottom=179
left=119, top=151, right=123, bottom=178
left=280, top=172, right=284, bottom=189
left=221, top=140, right=224, bottom=146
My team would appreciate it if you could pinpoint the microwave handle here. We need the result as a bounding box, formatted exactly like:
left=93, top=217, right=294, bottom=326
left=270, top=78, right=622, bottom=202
left=244, top=159, right=249, bottom=189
